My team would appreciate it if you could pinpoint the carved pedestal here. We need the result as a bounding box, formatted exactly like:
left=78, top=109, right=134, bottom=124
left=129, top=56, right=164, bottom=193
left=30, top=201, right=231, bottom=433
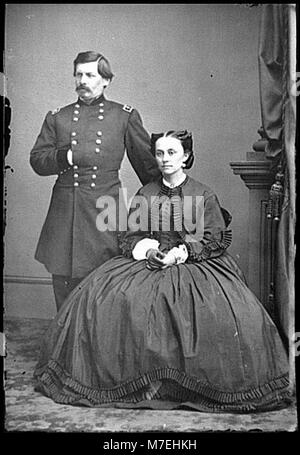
left=230, top=152, right=275, bottom=312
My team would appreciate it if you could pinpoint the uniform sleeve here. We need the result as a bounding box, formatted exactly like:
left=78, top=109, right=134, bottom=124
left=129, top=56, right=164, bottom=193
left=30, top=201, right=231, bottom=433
left=30, top=111, right=71, bottom=176
left=125, top=109, right=161, bottom=185
left=183, top=193, right=232, bottom=262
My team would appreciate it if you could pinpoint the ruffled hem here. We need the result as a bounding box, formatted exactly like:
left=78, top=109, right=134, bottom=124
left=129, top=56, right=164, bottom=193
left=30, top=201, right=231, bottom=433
left=34, top=360, right=292, bottom=413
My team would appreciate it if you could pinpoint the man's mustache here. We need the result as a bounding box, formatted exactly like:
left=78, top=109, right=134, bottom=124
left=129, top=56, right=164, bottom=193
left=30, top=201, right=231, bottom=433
left=76, top=85, right=91, bottom=91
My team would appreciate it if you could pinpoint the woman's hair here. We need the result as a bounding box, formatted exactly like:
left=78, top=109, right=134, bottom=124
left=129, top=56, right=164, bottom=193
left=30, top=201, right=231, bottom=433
left=151, top=130, right=194, bottom=169
left=73, top=51, right=114, bottom=81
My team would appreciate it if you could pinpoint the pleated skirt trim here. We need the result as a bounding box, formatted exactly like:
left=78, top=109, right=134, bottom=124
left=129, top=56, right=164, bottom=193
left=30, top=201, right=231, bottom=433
left=34, top=359, right=291, bottom=412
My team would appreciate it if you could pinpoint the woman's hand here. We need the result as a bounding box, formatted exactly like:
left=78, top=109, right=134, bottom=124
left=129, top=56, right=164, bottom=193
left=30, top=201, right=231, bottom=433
left=161, top=251, right=177, bottom=268
left=161, top=245, right=189, bottom=268
left=146, top=249, right=166, bottom=270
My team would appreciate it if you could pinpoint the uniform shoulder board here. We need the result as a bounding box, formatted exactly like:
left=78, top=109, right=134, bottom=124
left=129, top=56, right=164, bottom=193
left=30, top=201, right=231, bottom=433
left=122, top=104, right=133, bottom=113
left=51, top=107, right=61, bottom=115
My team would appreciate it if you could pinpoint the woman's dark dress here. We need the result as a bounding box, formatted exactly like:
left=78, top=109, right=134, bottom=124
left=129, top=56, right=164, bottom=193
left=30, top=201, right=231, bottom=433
left=34, top=177, right=291, bottom=412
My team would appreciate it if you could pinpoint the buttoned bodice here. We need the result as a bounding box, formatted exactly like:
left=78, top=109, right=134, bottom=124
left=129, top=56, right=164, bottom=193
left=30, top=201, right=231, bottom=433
left=150, top=181, right=185, bottom=252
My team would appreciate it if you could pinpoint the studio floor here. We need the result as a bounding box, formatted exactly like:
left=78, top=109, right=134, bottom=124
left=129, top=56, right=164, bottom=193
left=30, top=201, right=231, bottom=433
left=3, top=317, right=298, bottom=433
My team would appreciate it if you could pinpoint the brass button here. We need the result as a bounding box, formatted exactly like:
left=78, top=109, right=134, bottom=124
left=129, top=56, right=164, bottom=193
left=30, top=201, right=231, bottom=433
left=99, top=102, right=104, bottom=107
left=71, top=140, right=77, bottom=145
left=74, top=173, right=79, bottom=178
left=96, top=139, right=101, bottom=144
left=74, top=110, right=79, bottom=115
left=93, top=166, right=98, bottom=170
left=71, top=132, right=77, bottom=137
left=90, top=182, right=96, bottom=188
left=98, top=115, right=104, bottom=120
left=74, top=182, right=79, bottom=187
left=95, top=148, right=100, bottom=153
left=97, top=131, right=102, bottom=136
left=75, top=104, right=80, bottom=108
left=73, top=117, right=79, bottom=122
left=73, top=165, right=78, bottom=170
left=99, top=108, right=104, bottom=113
left=92, top=174, right=97, bottom=179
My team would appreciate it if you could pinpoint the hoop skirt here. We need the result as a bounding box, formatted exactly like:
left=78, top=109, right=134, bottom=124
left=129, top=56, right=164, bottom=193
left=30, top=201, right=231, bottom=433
left=34, top=178, right=291, bottom=412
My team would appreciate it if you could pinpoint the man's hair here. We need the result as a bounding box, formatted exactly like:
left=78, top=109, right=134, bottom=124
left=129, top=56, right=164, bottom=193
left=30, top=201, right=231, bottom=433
left=73, top=51, right=114, bottom=80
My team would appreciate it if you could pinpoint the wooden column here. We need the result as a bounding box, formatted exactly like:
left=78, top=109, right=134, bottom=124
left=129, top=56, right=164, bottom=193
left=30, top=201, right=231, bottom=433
left=230, top=151, right=275, bottom=310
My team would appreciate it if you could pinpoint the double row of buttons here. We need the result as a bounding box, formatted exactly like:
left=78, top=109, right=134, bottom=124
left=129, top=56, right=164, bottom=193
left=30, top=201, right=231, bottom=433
left=71, top=102, right=104, bottom=154
left=71, top=101, right=104, bottom=188
left=71, top=130, right=103, bottom=154
left=73, top=164, right=99, bottom=189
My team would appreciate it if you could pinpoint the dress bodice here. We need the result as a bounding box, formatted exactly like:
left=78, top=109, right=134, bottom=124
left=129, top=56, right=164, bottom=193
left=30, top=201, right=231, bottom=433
left=151, top=180, right=185, bottom=252
left=156, top=231, right=182, bottom=252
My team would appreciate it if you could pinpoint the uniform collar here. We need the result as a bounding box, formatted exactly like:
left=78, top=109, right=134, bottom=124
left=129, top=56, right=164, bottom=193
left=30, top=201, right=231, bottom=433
left=77, top=94, right=106, bottom=106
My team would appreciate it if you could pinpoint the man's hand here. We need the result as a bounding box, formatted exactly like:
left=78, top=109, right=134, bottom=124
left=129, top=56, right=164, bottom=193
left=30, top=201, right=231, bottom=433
left=146, top=249, right=166, bottom=270
left=67, top=149, right=73, bottom=165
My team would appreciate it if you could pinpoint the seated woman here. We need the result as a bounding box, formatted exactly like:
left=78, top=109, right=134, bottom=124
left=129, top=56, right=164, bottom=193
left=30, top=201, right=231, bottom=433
left=34, top=130, right=291, bottom=412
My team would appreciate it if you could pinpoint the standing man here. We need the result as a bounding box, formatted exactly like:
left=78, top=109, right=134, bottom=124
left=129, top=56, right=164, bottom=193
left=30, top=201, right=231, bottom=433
left=30, top=51, right=160, bottom=310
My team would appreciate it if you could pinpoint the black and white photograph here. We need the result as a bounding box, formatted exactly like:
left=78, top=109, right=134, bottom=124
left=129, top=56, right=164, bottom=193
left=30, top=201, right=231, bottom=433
left=2, top=3, right=298, bottom=437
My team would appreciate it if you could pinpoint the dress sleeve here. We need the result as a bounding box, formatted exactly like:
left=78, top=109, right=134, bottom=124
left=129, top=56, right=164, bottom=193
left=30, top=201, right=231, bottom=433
left=183, top=193, right=232, bottom=262
left=30, top=111, right=71, bottom=176
left=125, top=109, right=161, bottom=185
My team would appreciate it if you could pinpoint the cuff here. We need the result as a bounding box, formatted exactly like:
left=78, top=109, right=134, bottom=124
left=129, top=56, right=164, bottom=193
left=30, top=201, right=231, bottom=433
left=132, top=238, right=160, bottom=260
left=57, top=149, right=71, bottom=171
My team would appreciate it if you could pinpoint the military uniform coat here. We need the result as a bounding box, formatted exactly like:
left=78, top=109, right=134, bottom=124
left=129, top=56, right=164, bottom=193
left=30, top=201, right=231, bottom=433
left=30, top=94, right=160, bottom=278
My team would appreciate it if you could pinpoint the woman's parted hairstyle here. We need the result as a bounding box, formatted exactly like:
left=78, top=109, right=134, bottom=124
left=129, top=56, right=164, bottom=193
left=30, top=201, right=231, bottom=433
left=151, top=130, right=194, bottom=169
left=73, top=51, right=114, bottom=81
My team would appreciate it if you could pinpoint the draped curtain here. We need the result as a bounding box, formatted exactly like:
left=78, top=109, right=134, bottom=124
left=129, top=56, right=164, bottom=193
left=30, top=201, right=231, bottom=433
left=257, top=4, right=296, bottom=377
